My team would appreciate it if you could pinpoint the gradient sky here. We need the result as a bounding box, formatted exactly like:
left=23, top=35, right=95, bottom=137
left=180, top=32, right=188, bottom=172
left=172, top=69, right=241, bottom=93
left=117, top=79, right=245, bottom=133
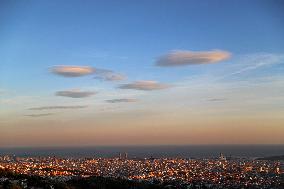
left=0, top=0, right=284, bottom=147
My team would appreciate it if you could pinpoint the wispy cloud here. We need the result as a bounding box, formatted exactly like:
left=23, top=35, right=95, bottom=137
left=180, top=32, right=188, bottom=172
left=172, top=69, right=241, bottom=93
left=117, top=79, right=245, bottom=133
left=119, top=81, right=172, bottom=91
left=51, top=65, right=94, bottom=77
left=0, top=96, right=39, bottom=105
left=0, top=89, right=6, bottom=95
left=106, top=98, right=138, bottom=103
left=156, top=50, right=231, bottom=67
left=225, top=53, right=284, bottom=77
left=94, top=69, right=126, bottom=81
left=29, top=105, right=88, bottom=110
left=207, top=98, right=227, bottom=102
left=216, top=53, right=284, bottom=80
left=25, top=113, right=54, bottom=117
left=55, top=90, right=97, bottom=98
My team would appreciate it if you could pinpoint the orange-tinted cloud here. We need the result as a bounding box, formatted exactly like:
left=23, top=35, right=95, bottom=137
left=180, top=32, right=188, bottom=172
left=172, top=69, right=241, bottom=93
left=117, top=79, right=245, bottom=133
left=51, top=65, right=94, bottom=77
left=51, top=65, right=126, bottom=81
left=119, top=80, right=171, bottom=91
left=156, top=50, right=231, bottom=67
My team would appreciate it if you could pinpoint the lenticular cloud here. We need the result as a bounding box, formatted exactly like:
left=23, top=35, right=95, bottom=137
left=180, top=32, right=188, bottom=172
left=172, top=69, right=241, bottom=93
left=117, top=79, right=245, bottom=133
left=51, top=65, right=95, bottom=77
left=119, top=80, right=171, bottom=91
left=156, top=50, right=231, bottom=67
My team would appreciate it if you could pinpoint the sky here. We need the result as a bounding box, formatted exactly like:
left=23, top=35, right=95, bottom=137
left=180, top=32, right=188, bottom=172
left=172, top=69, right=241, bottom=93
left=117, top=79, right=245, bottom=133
left=0, top=0, right=284, bottom=147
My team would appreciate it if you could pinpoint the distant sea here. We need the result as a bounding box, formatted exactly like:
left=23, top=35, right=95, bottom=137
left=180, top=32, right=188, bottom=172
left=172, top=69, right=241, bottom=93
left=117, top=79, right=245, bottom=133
left=0, top=145, right=283, bottom=159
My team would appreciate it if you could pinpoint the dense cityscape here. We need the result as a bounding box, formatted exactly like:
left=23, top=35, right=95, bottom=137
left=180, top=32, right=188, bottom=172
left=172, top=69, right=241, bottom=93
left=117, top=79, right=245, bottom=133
left=0, top=153, right=283, bottom=189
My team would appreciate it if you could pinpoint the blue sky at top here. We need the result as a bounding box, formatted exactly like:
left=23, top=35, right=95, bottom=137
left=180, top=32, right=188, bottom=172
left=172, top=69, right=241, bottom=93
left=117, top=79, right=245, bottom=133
left=1, top=0, right=284, bottom=94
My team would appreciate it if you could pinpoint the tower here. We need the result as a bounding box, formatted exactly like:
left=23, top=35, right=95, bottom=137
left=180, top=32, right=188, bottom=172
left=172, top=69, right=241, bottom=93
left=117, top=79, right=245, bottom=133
left=219, top=153, right=226, bottom=161
left=124, top=152, right=128, bottom=159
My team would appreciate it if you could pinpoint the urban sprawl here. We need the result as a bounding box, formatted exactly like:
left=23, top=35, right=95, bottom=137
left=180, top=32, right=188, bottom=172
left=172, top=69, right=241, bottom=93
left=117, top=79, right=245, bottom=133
left=0, top=153, right=283, bottom=188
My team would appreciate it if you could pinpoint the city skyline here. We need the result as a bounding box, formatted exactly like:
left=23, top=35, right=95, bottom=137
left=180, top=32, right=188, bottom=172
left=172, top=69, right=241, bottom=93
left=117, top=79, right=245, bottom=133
left=1, top=0, right=284, bottom=147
